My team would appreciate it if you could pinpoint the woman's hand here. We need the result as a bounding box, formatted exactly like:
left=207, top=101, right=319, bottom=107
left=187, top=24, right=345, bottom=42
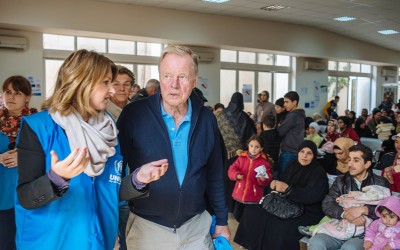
left=383, top=167, right=394, bottom=184
left=270, top=180, right=289, bottom=192
left=51, top=147, right=90, bottom=180
left=0, top=149, right=18, bottom=168
left=136, top=159, right=168, bottom=184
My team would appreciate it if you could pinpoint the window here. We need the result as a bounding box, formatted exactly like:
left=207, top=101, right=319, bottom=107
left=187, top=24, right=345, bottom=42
left=221, top=50, right=237, bottom=62
left=137, top=42, right=162, bottom=56
left=338, top=62, right=350, bottom=71
left=258, top=53, right=274, bottom=65
left=274, top=73, right=289, bottom=99
left=136, top=65, right=159, bottom=87
left=45, top=59, right=64, bottom=98
left=361, top=64, right=371, bottom=73
left=328, top=61, right=337, bottom=71
left=77, top=37, right=106, bottom=52
left=238, top=51, right=256, bottom=64
left=220, top=70, right=237, bottom=106
left=108, top=40, right=135, bottom=55
left=276, top=55, right=290, bottom=67
left=43, top=34, right=74, bottom=51
left=349, top=63, right=360, bottom=73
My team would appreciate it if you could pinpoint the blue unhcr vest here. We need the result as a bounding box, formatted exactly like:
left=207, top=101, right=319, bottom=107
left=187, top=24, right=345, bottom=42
left=15, top=111, right=122, bottom=250
left=0, top=132, right=18, bottom=210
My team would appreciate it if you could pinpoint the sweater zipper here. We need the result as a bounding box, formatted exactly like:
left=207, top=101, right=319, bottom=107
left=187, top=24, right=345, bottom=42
left=242, top=159, right=253, bottom=201
left=172, top=102, right=199, bottom=233
left=173, top=186, right=183, bottom=233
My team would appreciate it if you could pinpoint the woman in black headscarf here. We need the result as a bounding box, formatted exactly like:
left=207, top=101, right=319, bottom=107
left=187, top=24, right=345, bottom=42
left=216, top=92, right=256, bottom=161
left=354, top=117, right=374, bottom=138
left=234, top=140, right=328, bottom=250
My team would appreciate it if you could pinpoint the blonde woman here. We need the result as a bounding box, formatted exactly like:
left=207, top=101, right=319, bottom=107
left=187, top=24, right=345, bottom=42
left=15, top=50, right=168, bottom=250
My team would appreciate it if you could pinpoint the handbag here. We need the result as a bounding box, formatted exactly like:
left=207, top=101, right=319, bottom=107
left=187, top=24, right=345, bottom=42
left=260, top=191, right=303, bottom=219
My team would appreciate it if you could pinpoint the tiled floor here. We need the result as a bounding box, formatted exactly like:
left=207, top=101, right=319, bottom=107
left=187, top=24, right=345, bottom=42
left=227, top=213, right=246, bottom=250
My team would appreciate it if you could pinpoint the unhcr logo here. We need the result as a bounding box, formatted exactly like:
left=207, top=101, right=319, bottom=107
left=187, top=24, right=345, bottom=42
left=109, top=159, right=122, bottom=184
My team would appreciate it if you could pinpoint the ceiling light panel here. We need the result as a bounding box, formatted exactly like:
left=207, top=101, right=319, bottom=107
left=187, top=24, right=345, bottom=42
left=334, top=16, right=356, bottom=22
left=377, top=30, right=399, bottom=35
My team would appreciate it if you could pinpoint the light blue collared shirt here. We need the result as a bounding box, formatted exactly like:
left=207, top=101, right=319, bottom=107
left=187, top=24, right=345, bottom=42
left=161, top=100, right=192, bottom=185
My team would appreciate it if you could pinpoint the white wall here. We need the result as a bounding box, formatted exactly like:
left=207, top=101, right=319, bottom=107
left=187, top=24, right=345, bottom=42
left=295, top=57, right=329, bottom=117
left=1, top=0, right=399, bottom=108
left=0, top=29, right=43, bottom=109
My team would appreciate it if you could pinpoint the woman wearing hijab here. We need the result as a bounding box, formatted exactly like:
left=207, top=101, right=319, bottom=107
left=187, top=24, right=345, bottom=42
left=217, top=92, right=256, bottom=155
left=354, top=117, right=374, bottom=139
left=234, top=140, right=328, bottom=250
left=0, top=76, right=37, bottom=250
left=14, top=50, right=168, bottom=250
left=333, top=137, right=355, bottom=175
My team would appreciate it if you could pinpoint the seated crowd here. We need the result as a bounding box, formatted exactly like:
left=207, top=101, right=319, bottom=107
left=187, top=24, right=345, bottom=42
left=214, top=92, right=400, bottom=250
left=1, top=46, right=400, bottom=250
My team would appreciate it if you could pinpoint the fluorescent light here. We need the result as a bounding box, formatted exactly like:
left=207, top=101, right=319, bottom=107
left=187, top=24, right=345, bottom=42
left=202, top=0, right=230, bottom=3
left=261, top=5, right=288, bottom=11
left=377, top=30, right=399, bottom=35
left=334, top=16, right=356, bottom=22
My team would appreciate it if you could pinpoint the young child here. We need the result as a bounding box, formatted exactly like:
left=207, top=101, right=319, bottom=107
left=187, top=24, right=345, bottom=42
left=376, top=116, right=395, bottom=140
left=307, top=122, right=323, bottom=147
left=364, top=196, right=400, bottom=250
left=259, top=114, right=281, bottom=170
left=228, top=135, right=272, bottom=222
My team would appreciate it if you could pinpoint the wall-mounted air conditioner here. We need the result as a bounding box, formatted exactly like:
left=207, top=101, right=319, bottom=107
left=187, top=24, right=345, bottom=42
left=0, top=36, right=27, bottom=50
left=381, top=68, right=397, bottom=77
left=196, top=52, right=215, bottom=62
left=304, top=60, right=326, bottom=71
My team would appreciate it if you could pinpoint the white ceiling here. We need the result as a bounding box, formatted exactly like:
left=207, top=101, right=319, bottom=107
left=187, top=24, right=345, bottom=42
left=96, top=0, right=400, bottom=52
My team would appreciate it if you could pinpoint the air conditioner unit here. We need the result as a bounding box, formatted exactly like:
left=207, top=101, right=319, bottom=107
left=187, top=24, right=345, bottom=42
left=381, top=68, right=397, bottom=77
left=304, top=60, right=326, bottom=71
left=196, top=52, right=215, bottom=62
left=0, top=36, right=27, bottom=50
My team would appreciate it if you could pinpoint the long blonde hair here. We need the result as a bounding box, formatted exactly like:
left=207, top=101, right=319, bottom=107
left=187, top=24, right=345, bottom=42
left=43, top=50, right=117, bottom=120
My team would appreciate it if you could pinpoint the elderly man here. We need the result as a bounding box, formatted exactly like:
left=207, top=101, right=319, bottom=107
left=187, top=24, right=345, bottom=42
left=117, top=45, right=230, bottom=249
left=106, top=65, right=135, bottom=122
left=308, top=144, right=389, bottom=250
left=130, top=79, right=159, bottom=102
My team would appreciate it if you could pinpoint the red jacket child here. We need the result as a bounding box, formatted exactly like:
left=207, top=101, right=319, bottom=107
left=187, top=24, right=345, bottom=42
left=228, top=151, right=272, bottom=203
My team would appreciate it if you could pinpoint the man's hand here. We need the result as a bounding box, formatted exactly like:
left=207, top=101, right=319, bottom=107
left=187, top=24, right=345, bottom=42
left=343, top=206, right=368, bottom=222
left=363, top=240, right=373, bottom=249
left=212, top=225, right=230, bottom=240
left=350, top=216, right=366, bottom=226
left=136, top=159, right=168, bottom=184
left=383, top=167, right=394, bottom=184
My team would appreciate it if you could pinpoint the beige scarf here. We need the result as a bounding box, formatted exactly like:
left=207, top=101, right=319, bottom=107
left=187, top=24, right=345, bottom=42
left=51, top=109, right=118, bottom=177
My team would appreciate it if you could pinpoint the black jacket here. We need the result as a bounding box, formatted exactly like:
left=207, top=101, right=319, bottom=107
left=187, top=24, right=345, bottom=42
left=130, top=88, right=149, bottom=102
left=322, top=172, right=390, bottom=220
